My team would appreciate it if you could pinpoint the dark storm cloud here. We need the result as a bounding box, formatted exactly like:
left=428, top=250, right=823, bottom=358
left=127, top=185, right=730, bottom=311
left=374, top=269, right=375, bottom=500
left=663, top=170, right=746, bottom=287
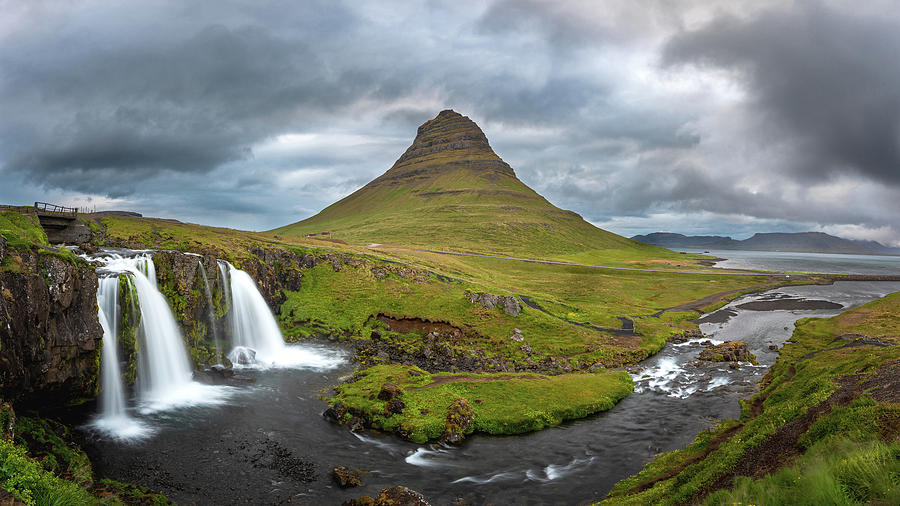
left=663, top=1, right=900, bottom=186
left=1, top=16, right=387, bottom=194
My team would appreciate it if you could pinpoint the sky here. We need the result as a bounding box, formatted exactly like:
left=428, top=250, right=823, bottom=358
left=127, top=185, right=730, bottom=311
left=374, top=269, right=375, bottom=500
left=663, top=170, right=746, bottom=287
left=2, top=0, right=899, bottom=245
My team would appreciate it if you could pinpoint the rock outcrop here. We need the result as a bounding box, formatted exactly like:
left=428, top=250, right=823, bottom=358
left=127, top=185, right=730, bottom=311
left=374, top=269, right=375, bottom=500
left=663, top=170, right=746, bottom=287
left=0, top=251, right=101, bottom=405
left=343, top=485, right=430, bottom=506
left=698, top=341, right=758, bottom=364
left=440, top=398, right=475, bottom=444
left=466, top=291, right=521, bottom=316
left=332, top=466, right=363, bottom=488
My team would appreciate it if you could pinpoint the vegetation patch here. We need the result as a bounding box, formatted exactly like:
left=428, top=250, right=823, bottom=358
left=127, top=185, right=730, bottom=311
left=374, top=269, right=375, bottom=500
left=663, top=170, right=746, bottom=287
left=601, top=290, right=900, bottom=505
left=328, top=364, right=633, bottom=443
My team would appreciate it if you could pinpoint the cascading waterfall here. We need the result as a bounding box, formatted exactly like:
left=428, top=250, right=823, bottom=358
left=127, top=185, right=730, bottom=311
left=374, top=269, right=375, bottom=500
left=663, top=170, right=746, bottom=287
left=224, top=262, right=344, bottom=369
left=198, top=261, right=223, bottom=364
left=92, top=253, right=231, bottom=413
left=97, top=277, right=126, bottom=418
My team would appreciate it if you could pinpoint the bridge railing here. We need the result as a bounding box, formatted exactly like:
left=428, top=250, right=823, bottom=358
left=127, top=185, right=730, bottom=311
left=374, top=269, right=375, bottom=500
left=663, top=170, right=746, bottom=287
left=34, top=201, right=78, bottom=217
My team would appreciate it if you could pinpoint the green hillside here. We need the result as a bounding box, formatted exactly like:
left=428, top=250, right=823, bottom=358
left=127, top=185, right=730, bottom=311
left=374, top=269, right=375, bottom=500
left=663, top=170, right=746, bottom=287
left=272, top=110, right=681, bottom=265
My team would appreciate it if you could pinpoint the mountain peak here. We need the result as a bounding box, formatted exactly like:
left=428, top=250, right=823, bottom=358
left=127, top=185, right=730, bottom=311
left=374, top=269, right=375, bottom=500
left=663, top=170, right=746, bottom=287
left=395, top=109, right=495, bottom=165
left=372, top=110, right=514, bottom=187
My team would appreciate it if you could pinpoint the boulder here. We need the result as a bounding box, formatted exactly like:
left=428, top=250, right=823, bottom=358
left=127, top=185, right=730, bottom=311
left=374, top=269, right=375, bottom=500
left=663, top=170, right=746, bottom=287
left=377, top=382, right=402, bottom=401
left=229, top=346, right=257, bottom=365
left=440, top=398, right=474, bottom=444
left=343, top=486, right=431, bottom=506
left=698, top=341, right=758, bottom=364
left=332, top=466, right=363, bottom=488
left=501, top=296, right=522, bottom=316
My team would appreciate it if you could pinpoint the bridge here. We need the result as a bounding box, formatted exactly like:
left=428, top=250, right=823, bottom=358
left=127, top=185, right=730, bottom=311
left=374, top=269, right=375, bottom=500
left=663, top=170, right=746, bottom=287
left=32, top=202, right=91, bottom=244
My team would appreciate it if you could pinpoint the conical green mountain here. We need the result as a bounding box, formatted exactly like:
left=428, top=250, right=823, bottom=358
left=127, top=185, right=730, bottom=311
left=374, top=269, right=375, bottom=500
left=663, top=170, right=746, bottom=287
left=273, top=110, right=671, bottom=262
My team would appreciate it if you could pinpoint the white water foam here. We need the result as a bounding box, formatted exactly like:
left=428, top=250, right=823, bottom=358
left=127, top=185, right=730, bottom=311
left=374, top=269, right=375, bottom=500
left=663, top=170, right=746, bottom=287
left=525, top=457, right=596, bottom=482
left=404, top=446, right=456, bottom=467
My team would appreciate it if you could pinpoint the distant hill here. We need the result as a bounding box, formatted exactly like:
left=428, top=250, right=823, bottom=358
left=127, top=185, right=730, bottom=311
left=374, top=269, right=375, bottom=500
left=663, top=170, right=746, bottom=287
left=273, top=110, right=680, bottom=263
left=632, top=231, right=900, bottom=256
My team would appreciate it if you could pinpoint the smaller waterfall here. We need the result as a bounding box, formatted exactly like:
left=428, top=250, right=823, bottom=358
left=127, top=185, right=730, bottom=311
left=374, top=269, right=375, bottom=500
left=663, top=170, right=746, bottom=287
left=224, top=262, right=345, bottom=369
left=137, top=256, right=157, bottom=288
left=91, top=275, right=148, bottom=439
left=198, top=261, right=223, bottom=364
left=97, top=277, right=126, bottom=418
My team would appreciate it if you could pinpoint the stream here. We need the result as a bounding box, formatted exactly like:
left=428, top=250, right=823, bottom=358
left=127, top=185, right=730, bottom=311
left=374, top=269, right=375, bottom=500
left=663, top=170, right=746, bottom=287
left=72, top=280, right=900, bottom=505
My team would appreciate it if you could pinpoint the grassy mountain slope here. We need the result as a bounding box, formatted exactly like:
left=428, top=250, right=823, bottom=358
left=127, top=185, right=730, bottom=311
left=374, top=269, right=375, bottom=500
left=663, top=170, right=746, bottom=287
left=272, top=110, right=681, bottom=264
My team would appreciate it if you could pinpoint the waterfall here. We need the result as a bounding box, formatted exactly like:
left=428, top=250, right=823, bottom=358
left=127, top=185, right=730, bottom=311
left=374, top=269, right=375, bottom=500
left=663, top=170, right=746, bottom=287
left=127, top=266, right=194, bottom=402
left=97, top=277, right=127, bottom=418
left=91, top=275, right=148, bottom=439
left=226, top=264, right=285, bottom=364
left=93, top=253, right=231, bottom=413
left=137, top=256, right=157, bottom=288
left=224, top=262, right=345, bottom=369
left=198, top=261, right=223, bottom=365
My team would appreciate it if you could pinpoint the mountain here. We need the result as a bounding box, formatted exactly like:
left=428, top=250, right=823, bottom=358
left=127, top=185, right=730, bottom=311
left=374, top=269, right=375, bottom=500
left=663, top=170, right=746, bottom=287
left=632, top=231, right=900, bottom=256
left=273, top=110, right=672, bottom=262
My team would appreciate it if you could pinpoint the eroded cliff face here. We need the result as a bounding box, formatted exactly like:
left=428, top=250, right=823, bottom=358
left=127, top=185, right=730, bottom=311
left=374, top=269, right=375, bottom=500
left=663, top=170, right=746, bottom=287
left=0, top=252, right=101, bottom=405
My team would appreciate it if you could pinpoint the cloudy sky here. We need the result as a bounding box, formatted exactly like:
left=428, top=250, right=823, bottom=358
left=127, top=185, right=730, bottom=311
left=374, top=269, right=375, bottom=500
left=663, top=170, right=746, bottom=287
left=2, top=0, right=899, bottom=245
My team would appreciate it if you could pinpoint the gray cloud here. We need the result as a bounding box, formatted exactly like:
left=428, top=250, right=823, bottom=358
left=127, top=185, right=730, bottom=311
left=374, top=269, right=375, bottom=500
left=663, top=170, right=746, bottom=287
left=663, top=1, right=900, bottom=186
left=0, top=0, right=898, bottom=245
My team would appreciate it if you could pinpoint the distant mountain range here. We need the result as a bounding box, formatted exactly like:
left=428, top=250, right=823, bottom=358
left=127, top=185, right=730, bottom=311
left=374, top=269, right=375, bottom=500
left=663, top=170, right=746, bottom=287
left=631, top=232, right=900, bottom=256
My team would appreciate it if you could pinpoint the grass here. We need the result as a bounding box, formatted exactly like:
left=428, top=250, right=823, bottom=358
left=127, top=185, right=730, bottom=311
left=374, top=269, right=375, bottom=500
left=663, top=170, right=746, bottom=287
left=0, top=211, right=49, bottom=249
left=600, top=290, right=900, bottom=505
left=329, top=364, right=633, bottom=443
left=705, top=437, right=900, bottom=505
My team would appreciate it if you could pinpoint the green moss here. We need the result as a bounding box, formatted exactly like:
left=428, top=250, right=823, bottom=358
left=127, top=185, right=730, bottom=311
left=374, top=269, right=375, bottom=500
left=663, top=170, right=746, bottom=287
left=118, top=276, right=140, bottom=386
left=0, top=211, right=49, bottom=249
left=0, top=437, right=100, bottom=506
left=97, top=479, right=173, bottom=505
left=330, top=364, right=633, bottom=443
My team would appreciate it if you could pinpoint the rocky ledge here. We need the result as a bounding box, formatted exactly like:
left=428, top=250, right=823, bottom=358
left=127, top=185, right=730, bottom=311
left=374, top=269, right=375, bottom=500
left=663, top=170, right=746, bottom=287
left=0, top=250, right=101, bottom=405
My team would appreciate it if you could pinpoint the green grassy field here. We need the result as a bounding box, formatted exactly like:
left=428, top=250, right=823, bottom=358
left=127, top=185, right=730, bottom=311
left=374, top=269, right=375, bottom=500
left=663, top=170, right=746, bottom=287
left=329, top=364, right=633, bottom=443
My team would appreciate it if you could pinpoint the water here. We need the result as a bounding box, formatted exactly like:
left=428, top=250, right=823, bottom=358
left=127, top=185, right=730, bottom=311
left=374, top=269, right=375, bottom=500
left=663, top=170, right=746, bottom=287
left=78, top=275, right=900, bottom=504
left=678, top=248, right=900, bottom=275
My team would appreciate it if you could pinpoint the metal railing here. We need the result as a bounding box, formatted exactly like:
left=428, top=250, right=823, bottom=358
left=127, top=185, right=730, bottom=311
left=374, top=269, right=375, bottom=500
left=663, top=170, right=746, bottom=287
left=34, top=201, right=78, bottom=217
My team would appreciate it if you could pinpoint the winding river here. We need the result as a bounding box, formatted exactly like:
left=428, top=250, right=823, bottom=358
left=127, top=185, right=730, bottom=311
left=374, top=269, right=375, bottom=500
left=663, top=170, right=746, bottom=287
left=71, top=276, right=900, bottom=505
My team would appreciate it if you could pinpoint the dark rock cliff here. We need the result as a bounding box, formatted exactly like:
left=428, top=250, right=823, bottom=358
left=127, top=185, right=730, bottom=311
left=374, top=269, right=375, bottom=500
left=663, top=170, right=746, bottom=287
left=0, top=252, right=101, bottom=405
